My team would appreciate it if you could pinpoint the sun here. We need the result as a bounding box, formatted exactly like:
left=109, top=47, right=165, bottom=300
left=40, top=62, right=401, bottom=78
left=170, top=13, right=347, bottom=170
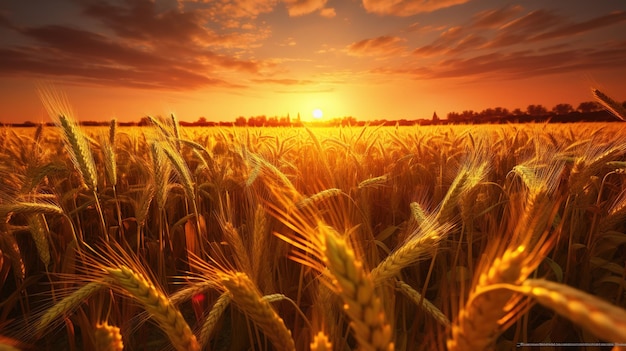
left=312, top=108, right=323, bottom=119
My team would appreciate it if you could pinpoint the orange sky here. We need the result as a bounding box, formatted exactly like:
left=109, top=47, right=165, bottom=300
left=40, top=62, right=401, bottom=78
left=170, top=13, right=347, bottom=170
left=1, top=0, right=625, bottom=123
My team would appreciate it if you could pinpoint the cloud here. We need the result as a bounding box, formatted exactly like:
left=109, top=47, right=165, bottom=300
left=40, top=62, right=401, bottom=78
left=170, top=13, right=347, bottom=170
left=413, top=26, right=464, bottom=55
left=181, top=0, right=278, bottom=20
left=252, top=78, right=315, bottom=85
left=79, top=0, right=270, bottom=49
left=320, top=7, right=336, bottom=18
left=531, top=10, right=626, bottom=41
left=399, top=41, right=626, bottom=81
left=413, top=7, right=626, bottom=56
left=470, top=5, right=523, bottom=28
left=362, top=0, right=470, bottom=17
left=347, top=36, right=406, bottom=57
left=499, top=9, right=563, bottom=33
left=0, top=20, right=264, bottom=90
left=283, top=0, right=327, bottom=16
left=0, top=47, right=233, bottom=89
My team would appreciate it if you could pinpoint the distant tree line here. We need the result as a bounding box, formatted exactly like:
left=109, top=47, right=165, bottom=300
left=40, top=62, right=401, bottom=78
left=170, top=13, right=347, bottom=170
left=5, top=99, right=625, bottom=128
left=445, top=101, right=626, bottom=124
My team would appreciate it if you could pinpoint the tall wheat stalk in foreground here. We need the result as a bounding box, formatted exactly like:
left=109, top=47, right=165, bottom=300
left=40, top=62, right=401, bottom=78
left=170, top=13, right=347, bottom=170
left=277, top=220, right=394, bottom=351
left=37, top=87, right=108, bottom=242
left=448, top=179, right=561, bottom=350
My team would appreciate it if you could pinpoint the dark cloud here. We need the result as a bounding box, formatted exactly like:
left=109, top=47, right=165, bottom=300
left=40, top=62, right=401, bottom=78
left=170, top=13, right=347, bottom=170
left=80, top=0, right=208, bottom=43
left=0, top=47, right=232, bottom=89
left=0, top=23, right=260, bottom=89
left=406, top=41, right=626, bottom=80
left=0, top=0, right=269, bottom=89
left=20, top=25, right=173, bottom=67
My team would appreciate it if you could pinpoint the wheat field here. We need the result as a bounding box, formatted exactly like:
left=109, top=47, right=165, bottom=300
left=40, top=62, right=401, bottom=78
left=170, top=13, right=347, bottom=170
left=1, top=108, right=626, bottom=350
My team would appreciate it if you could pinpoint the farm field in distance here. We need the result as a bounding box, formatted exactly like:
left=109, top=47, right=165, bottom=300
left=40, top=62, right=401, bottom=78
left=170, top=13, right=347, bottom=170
left=1, top=120, right=626, bottom=351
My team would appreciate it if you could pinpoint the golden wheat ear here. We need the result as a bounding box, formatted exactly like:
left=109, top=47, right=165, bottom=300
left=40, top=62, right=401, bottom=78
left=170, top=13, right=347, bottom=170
left=219, top=271, right=296, bottom=351
left=319, top=225, right=394, bottom=351
left=518, top=279, right=626, bottom=343
left=593, top=88, right=626, bottom=121
left=105, top=265, right=200, bottom=351
left=35, top=281, right=106, bottom=335
left=310, top=331, right=333, bottom=351
left=94, top=322, right=124, bottom=351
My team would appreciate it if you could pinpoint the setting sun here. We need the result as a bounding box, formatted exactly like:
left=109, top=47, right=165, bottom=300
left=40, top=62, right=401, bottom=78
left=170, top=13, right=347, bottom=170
left=313, top=108, right=323, bottom=119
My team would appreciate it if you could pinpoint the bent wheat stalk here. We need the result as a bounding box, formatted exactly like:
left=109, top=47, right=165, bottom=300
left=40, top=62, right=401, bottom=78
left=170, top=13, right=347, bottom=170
left=36, top=281, right=105, bottom=335
left=198, top=292, right=230, bottom=348
left=106, top=265, right=200, bottom=351
left=371, top=217, right=451, bottom=285
left=395, top=279, right=450, bottom=327
left=220, top=271, right=295, bottom=351
left=517, top=279, right=626, bottom=342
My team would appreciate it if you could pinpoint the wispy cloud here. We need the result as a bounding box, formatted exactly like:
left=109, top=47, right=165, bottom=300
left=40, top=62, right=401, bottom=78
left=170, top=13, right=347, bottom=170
left=0, top=0, right=281, bottom=89
left=347, top=36, right=406, bottom=57
left=252, top=78, right=315, bottom=85
left=469, top=5, right=523, bottom=28
left=530, top=10, right=626, bottom=41
left=413, top=6, right=626, bottom=56
left=362, top=0, right=470, bottom=16
left=382, top=41, right=626, bottom=81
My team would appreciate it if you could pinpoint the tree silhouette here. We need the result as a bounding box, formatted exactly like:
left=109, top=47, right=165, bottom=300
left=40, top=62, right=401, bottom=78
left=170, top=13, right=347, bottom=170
left=576, top=101, right=601, bottom=113
left=552, top=103, right=574, bottom=115
left=527, top=104, right=548, bottom=116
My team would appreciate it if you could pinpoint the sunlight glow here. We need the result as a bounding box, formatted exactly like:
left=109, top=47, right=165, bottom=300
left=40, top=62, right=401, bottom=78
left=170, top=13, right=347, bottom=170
left=313, top=108, right=323, bottom=119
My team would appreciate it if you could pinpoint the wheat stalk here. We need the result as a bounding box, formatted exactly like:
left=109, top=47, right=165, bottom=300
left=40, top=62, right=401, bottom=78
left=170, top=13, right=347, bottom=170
left=251, top=204, right=269, bottom=286
left=36, top=281, right=105, bottom=334
left=219, top=271, right=295, bottom=351
left=150, top=141, right=171, bottom=211
left=395, top=279, right=449, bottom=327
left=593, top=88, right=626, bottom=121
left=94, top=322, right=124, bottom=351
left=434, top=159, right=488, bottom=224
left=310, top=331, right=333, bottom=351
left=219, top=220, right=252, bottom=274
left=409, top=202, right=427, bottom=227
left=26, top=213, right=51, bottom=267
left=358, top=175, right=388, bottom=189
left=105, top=265, right=200, bottom=351
left=319, top=224, right=394, bottom=351
left=296, top=188, right=342, bottom=209
left=447, top=245, right=528, bottom=351
left=518, top=279, right=626, bottom=342
left=198, top=292, right=230, bottom=348
left=371, top=218, right=450, bottom=285
left=0, top=202, right=63, bottom=217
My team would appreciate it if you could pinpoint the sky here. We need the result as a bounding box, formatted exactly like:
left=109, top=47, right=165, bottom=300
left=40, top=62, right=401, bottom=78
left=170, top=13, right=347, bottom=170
left=1, top=0, right=625, bottom=123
